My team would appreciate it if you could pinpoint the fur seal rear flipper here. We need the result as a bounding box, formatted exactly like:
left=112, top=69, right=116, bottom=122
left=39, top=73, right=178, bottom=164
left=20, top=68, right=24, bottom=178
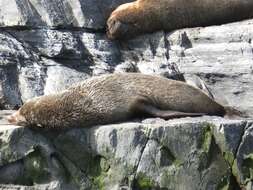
left=135, top=101, right=205, bottom=119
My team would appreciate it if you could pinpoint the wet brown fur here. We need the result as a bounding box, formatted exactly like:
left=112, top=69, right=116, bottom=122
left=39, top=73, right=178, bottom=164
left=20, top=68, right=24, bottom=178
left=107, top=0, right=253, bottom=39
left=9, top=73, right=234, bottom=129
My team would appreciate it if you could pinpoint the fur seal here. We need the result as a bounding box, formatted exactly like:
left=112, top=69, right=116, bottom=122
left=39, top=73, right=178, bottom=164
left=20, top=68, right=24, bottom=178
left=107, top=0, right=253, bottom=39
left=7, top=73, right=239, bottom=129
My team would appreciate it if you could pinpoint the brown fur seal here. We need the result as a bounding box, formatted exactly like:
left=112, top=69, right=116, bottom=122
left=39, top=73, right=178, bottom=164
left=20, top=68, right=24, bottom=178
left=107, top=0, right=253, bottom=39
left=7, top=73, right=239, bottom=129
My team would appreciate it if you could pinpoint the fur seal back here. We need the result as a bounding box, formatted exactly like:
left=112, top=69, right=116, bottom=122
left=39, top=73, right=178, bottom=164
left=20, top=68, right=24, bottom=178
left=107, top=0, right=253, bottom=39
left=7, top=73, right=238, bottom=129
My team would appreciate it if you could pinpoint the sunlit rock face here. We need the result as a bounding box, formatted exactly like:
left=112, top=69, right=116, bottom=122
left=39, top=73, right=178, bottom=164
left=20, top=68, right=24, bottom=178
left=0, top=111, right=252, bottom=189
left=0, top=0, right=253, bottom=189
left=0, top=1, right=252, bottom=115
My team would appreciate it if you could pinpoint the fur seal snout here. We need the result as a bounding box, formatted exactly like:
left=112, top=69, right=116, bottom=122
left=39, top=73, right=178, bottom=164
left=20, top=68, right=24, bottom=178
left=7, top=73, right=240, bottom=129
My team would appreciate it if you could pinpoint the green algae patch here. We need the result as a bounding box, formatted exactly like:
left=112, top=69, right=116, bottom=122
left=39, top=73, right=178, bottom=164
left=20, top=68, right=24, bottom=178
left=90, top=156, right=106, bottom=190
left=160, top=167, right=177, bottom=188
left=201, top=124, right=213, bottom=153
left=240, top=153, right=253, bottom=184
left=198, top=124, right=215, bottom=170
left=134, top=173, right=155, bottom=190
left=216, top=176, right=230, bottom=190
left=223, top=151, right=235, bottom=166
left=231, top=154, right=253, bottom=186
left=24, top=148, right=50, bottom=184
left=93, top=173, right=107, bottom=190
left=217, top=174, right=242, bottom=190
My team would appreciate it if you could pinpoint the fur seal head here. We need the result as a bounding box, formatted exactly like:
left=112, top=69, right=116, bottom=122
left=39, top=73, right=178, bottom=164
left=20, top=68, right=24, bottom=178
left=7, top=109, right=27, bottom=126
left=107, top=2, right=143, bottom=39
left=7, top=105, right=29, bottom=126
left=7, top=95, right=64, bottom=128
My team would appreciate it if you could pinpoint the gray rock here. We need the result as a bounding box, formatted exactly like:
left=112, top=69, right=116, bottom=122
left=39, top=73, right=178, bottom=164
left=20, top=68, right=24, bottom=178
left=12, top=29, right=85, bottom=60
left=0, top=0, right=133, bottom=29
left=233, top=121, right=253, bottom=187
left=0, top=31, right=38, bottom=107
left=43, top=58, right=90, bottom=95
left=0, top=0, right=253, bottom=189
left=167, top=19, right=253, bottom=115
left=0, top=111, right=251, bottom=189
left=1, top=19, right=252, bottom=114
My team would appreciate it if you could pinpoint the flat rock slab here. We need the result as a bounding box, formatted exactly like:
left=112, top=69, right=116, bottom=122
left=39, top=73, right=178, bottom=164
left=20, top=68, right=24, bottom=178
left=0, top=110, right=252, bottom=189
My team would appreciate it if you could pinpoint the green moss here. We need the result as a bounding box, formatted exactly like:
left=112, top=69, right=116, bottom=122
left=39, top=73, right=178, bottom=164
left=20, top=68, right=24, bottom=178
left=216, top=176, right=230, bottom=190
left=216, top=174, right=242, bottom=190
left=93, top=174, right=106, bottom=190
left=135, top=173, right=155, bottom=190
left=160, top=170, right=172, bottom=187
left=198, top=124, right=215, bottom=170
left=90, top=156, right=110, bottom=190
left=241, top=153, right=253, bottom=183
left=24, top=148, right=50, bottom=184
left=173, top=159, right=183, bottom=167
left=223, top=151, right=235, bottom=166
left=201, top=125, right=213, bottom=153
left=100, top=157, right=110, bottom=172
left=159, top=146, right=183, bottom=167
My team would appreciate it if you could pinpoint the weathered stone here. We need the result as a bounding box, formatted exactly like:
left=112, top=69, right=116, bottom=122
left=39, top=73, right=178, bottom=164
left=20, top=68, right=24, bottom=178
left=0, top=0, right=134, bottom=29
left=0, top=19, right=252, bottom=114
left=0, top=31, right=48, bottom=104
left=0, top=0, right=253, bottom=189
left=233, top=121, right=253, bottom=187
left=167, top=19, right=253, bottom=115
left=81, top=32, right=122, bottom=75
left=43, top=58, right=90, bottom=95
left=0, top=112, right=250, bottom=189
left=12, top=29, right=85, bottom=60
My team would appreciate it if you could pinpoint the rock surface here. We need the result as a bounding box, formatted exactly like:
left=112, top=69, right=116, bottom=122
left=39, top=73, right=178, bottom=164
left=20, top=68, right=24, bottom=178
left=0, top=111, right=252, bottom=190
left=0, top=0, right=253, bottom=189
left=0, top=11, right=252, bottom=115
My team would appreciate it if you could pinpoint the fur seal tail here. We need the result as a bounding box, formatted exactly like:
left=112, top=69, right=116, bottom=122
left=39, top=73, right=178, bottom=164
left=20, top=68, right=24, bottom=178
left=224, top=106, right=247, bottom=119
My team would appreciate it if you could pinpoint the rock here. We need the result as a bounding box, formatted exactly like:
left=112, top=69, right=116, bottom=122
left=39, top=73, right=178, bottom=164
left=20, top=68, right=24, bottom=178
left=0, top=111, right=252, bottom=189
left=43, top=58, right=90, bottom=95
left=0, top=31, right=38, bottom=108
left=0, top=0, right=134, bottom=29
left=0, top=0, right=253, bottom=189
left=0, top=19, right=252, bottom=114
left=167, top=19, right=253, bottom=115
left=233, top=121, right=253, bottom=187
